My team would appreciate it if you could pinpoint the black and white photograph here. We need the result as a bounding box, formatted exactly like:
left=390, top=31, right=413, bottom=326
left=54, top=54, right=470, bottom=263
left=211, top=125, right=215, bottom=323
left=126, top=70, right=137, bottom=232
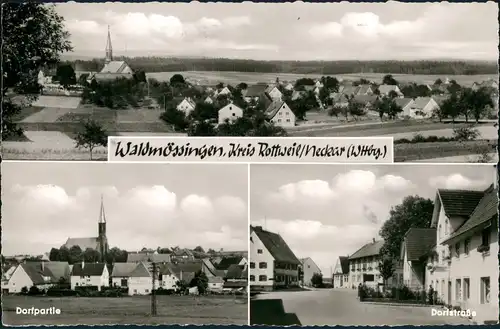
left=249, top=164, right=498, bottom=325
left=1, top=162, right=249, bottom=325
left=3, top=1, right=498, bottom=162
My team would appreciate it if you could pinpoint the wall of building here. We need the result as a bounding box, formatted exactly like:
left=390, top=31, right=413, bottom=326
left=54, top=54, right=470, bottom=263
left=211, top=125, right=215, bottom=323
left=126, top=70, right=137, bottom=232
left=218, top=104, right=243, bottom=124
left=250, top=230, right=274, bottom=290
left=302, top=259, right=321, bottom=286
left=71, top=275, right=107, bottom=291
left=270, top=103, right=295, bottom=127
left=160, top=273, right=179, bottom=290
left=111, top=276, right=129, bottom=288
left=403, top=252, right=425, bottom=290
left=128, top=277, right=152, bottom=296
left=8, top=266, right=33, bottom=293
left=349, top=256, right=382, bottom=289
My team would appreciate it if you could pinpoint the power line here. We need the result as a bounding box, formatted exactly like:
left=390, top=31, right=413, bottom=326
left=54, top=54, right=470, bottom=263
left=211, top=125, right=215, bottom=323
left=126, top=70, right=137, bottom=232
left=151, top=262, right=157, bottom=316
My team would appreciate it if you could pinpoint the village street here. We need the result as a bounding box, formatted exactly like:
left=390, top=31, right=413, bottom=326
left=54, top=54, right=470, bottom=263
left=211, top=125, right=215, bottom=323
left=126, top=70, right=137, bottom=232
left=252, top=288, right=473, bottom=326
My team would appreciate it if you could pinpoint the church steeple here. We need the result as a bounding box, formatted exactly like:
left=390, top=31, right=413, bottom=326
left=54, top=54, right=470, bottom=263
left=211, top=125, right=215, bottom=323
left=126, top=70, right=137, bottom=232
left=105, top=25, right=113, bottom=64
left=98, top=195, right=108, bottom=263
left=99, top=194, right=106, bottom=224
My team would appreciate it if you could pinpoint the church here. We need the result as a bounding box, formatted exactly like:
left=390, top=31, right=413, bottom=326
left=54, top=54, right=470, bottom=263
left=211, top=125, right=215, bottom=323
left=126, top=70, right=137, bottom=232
left=87, top=26, right=134, bottom=83
left=63, top=196, right=109, bottom=262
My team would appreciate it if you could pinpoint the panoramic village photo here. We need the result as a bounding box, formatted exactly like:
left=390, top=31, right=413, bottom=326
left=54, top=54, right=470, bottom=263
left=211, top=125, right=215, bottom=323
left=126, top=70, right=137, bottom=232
left=249, top=164, right=498, bottom=326
left=1, top=162, right=249, bottom=325
left=3, top=1, right=499, bottom=162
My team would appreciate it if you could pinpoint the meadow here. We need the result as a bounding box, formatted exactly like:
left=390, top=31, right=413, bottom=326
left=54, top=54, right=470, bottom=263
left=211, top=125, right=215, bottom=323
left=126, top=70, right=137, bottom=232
left=146, top=71, right=497, bottom=86
left=2, top=294, right=248, bottom=325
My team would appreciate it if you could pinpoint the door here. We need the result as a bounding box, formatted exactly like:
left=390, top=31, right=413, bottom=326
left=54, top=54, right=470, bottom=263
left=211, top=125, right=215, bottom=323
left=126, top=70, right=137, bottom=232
left=447, top=281, right=452, bottom=305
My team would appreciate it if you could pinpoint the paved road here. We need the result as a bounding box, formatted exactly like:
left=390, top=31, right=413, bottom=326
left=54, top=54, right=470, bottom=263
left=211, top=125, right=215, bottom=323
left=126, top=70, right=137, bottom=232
left=253, top=288, right=473, bottom=326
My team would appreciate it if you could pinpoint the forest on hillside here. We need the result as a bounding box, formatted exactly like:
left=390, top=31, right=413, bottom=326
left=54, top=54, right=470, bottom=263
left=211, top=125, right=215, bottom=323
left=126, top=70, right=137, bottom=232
left=69, top=57, right=498, bottom=75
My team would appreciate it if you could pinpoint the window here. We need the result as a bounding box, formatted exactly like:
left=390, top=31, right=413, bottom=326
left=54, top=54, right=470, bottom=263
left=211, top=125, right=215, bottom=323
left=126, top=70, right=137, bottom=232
left=455, top=279, right=461, bottom=301
left=278, top=119, right=282, bottom=123
left=229, top=106, right=232, bottom=110
left=463, top=278, right=470, bottom=301
left=145, top=289, right=149, bottom=293
left=121, top=279, right=127, bottom=287
left=134, top=289, right=137, bottom=293
left=464, top=239, right=470, bottom=255
left=438, top=224, right=442, bottom=238
left=454, top=243, right=460, bottom=258
left=445, top=219, right=449, bottom=235
left=285, top=111, right=289, bottom=115
left=259, top=275, right=267, bottom=282
left=250, top=275, right=255, bottom=281
left=259, top=262, right=267, bottom=269
left=441, top=250, right=445, bottom=264
left=250, top=262, right=255, bottom=269
left=257, top=249, right=263, bottom=254
left=307, top=265, right=310, bottom=268
left=279, top=112, right=283, bottom=116
left=232, top=113, right=235, bottom=116
left=286, top=119, right=290, bottom=122
left=480, top=277, right=490, bottom=304
left=481, top=227, right=491, bottom=246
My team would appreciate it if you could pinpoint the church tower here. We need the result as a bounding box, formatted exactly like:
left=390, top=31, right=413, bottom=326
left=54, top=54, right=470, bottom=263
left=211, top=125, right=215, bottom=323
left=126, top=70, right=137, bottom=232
left=98, top=195, right=109, bottom=262
left=105, top=25, right=113, bottom=64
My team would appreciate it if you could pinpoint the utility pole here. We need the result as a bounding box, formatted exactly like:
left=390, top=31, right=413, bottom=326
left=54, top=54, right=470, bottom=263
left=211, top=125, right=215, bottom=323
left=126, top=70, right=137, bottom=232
left=151, top=262, right=157, bottom=316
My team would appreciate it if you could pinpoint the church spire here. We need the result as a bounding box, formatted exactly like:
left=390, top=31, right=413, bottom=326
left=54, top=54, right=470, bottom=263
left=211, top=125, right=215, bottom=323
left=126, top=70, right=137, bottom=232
left=105, top=25, right=113, bottom=64
left=99, top=194, right=106, bottom=223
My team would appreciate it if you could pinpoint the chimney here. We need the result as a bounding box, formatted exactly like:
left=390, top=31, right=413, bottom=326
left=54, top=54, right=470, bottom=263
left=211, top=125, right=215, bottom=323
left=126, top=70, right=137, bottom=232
left=81, top=261, right=85, bottom=270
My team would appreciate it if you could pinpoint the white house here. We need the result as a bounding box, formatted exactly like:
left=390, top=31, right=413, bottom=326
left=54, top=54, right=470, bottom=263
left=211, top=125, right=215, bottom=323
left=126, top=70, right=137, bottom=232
left=7, top=262, right=70, bottom=293
left=284, top=83, right=294, bottom=91
left=218, top=103, right=243, bottom=124
left=176, top=97, right=196, bottom=115
left=250, top=225, right=301, bottom=291
left=315, top=80, right=323, bottom=89
left=333, top=256, right=350, bottom=288
left=204, top=96, right=213, bottom=104
left=300, top=257, right=322, bottom=287
left=265, top=85, right=283, bottom=101
left=407, top=97, right=440, bottom=118
left=110, top=262, right=138, bottom=288
left=159, top=263, right=180, bottom=290
left=394, top=98, right=415, bottom=117
left=377, top=84, right=404, bottom=97
left=70, top=262, right=109, bottom=291
left=208, top=276, right=224, bottom=292
left=400, top=228, right=436, bottom=290
left=265, top=101, right=296, bottom=127
left=128, top=262, right=152, bottom=296
left=426, top=184, right=498, bottom=324
left=217, top=86, right=232, bottom=97
left=348, top=239, right=385, bottom=289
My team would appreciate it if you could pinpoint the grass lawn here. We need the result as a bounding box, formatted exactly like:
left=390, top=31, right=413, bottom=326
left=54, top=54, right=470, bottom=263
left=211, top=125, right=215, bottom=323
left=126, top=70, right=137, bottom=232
left=2, top=294, right=247, bottom=325
left=11, top=106, right=45, bottom=122
left=394, top=140, right=495, bottom=162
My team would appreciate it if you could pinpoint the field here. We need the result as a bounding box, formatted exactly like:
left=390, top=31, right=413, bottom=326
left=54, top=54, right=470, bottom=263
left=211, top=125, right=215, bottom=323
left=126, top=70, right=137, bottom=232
left=2, top=294, right=248, bottom=325
left=147, top=71, right=497, bottom=86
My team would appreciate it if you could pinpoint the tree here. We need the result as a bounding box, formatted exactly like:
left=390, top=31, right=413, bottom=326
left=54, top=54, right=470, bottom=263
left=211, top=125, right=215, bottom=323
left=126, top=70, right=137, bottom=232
left=440, top=94, right=460, bottom=123
left=320, top=76, right=340, bottom=92
left=467, top=87, right=494, bottom=123
left=237, top=82, right=248, bottom=90
left=193, top=246, right=205, bottom=253
left=169, top=74, right=185, bottom=85
left=74, top=120, right=108, bottom=160
left=68, top=245, right=83, bottom=264
left=347, top=97, right=366, bottom=120
left=190, top=102, right=218, bottom=121
left=311, top=272, right=323, bottom=287
left=187, top=120, right=217, bottom=136
left=294, top=78, right=315, bottom=88
left=160, top=107, right=189, bottom=132
left=374, top=97, right=403, bottom=120
left=379, top=196, right=435, bottom=261
left=133, top=70, right=147, bottom=83
left=382, top=74, right=398, bottom=85
left=189, top=271, right=209, bottom=294
left=78, top=73, right=89, bottom=86
left=83, top=248, right=101, bottom=263
left=176, top=279, right=189, bottom=293
left=49, top=248, right=61, bottom=261
left=55, top=64, right=76, bottom=87
left=2, top=2, right=72, bottom=140
left=434, top=78, right=443, bottom=85
left=378, top=257, right=395, bottom=289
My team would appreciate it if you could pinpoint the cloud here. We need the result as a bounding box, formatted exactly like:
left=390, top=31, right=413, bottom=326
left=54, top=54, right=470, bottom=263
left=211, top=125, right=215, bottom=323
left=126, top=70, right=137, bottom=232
left=428, top=174, right=488, bottom=190
left=3, top=184, right=246, bottom=255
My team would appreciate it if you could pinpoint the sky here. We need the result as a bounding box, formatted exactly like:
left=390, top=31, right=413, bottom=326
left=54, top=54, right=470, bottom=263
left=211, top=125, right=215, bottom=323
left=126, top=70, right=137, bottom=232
left=250, top=164, right=496, bottom=275
left=2, top=162, right=248, bottom=256
left=55, top=1, right=499, bottom=61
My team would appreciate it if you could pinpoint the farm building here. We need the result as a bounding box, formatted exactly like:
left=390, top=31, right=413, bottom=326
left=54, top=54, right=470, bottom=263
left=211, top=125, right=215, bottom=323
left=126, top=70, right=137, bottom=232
left=333, top=256, right=350, bottom=288
left=265, top=85, right=283, bottom=101
left=265, top=101, right=296, bottom=127
left=218, top=103, right=244, bottom=124
left=406, top=97, right=440, bottom=118
left=176, top=97, right=196, bottom=115
left=208, top=276, right=224, bottom=292
left=377, top=84, right=404, bottom=97
left=128, top=262, right=153, bottom=296
left=70, top=262, right=110, bottom=291
left=7, top=262, right=71, bottom=293
left=110, top=262, right=139, bottom=288
left=394, top=98, right=415, bottom=117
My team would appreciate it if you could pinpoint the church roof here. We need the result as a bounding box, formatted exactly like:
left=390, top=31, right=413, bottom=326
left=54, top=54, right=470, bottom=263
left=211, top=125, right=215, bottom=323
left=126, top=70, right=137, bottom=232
left=64, top=237, right=99, bottom=251
left=100, top=61, right=131, bottom=74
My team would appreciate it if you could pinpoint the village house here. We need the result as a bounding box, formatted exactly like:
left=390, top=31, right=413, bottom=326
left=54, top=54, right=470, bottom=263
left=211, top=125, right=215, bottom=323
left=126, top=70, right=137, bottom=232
left=265, top=85, right=283, bottom=101
left=204, top=96, right=213, bottom=104
left=394, top=98, right=415, bottom=117
left=70, top=262, right=109, bottom=291
left=7, top=261, right=70, bottom=293
left=348, top=239, right=385, bottom=289
left=352, top=95, right=378, bottom=111
left=333, top=256, right=350, bottom=288
left=406, top=97, right=440, bottom=118
left=265, top=101, right=296, bottom=127
left=215, top=86, right=232, bottom=97
left=243, top=84, right=268, bottom=103
left=218, top=103, right=244, bottom=124
left=158, top=263, right=180, bottom=290
left=377, top=84, right=404, bottom=98
left=110, top=262, right=139, bottom=288
left=284, top=83, right=294, bottom=91
left=176, top=97, right=196, bottom=115
left=216, top=256, right=248, bottom=276
left=426, top=184, right=498, bottom=324
left=400, top=228, right=436, bottom=290
left=249, top=225, right=301, bottom=291
left=300, top=257, right=322, bottom=287
left=208, top=276, right=224, bottom=292
left=171, top=248, right=195, bottom=263
left=224, top=264, right=248, bottom=291
left=127, top=262, right=153, bottom=296
left=330, top=93, right=350, bottom=108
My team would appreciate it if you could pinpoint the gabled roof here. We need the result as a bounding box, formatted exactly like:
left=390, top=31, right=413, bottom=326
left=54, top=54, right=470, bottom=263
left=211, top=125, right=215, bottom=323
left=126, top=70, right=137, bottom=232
left=378, top=85, right=400, bottom=95
left=401, top=228, right=437, bottom=261
left=64, top=237, right=99, bottom=251
left=349, top=240, right=384, bottom=260
left=178, top=98, right=196, bottom=109
left=172, top=248, right=194, bottom=258
left=265, top=85, right=280, bottom=95
left=443, top=185, right=498, bottom=244
left=71, top=263, right=106, bottom=276
left=352, top=95, right=378, bottom=104
left=225, top=264, right=247, bottom=280
left=251, top=226, right=300, bottom=264
left=91, top=73, right=133, bottom=81
left=341, top=85, right=359, bottom=96
left=127, top=253, right=171, bottom=263
left=357, top=84, right=372, bottom=95
left=394, top=98, right=414, bottom=108
left=129, top=262, right=151, bottom=278
left=411, top=97, right=435, bottom=109
left=265, top=101, right=288, bottom=119
left=300, top=257, right=321, bottom=272
left=20, top=263, right=57, bottom=285
left=44, top=262, right=71, bottom=281
left=111, top=263, right=139, bottom=277
left=338, top=256, right=349, bottom=274
left=216, top=256, right=244, bottom=271
left=437, top=189, right=485, bottom=217
left=100, top=61, right=131, bottom=74
left=245, top=84, right=268, bottom=97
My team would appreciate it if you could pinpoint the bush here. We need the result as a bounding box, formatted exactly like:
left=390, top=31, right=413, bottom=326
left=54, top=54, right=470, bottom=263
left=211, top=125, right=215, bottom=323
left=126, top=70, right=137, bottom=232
left=47, top=288, right=77, bottom=297
left=28, top=286, right=43, bottom=295
left=453, top=126, right=480, bottom=141
left=154, top=288, right=176, bottom=295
